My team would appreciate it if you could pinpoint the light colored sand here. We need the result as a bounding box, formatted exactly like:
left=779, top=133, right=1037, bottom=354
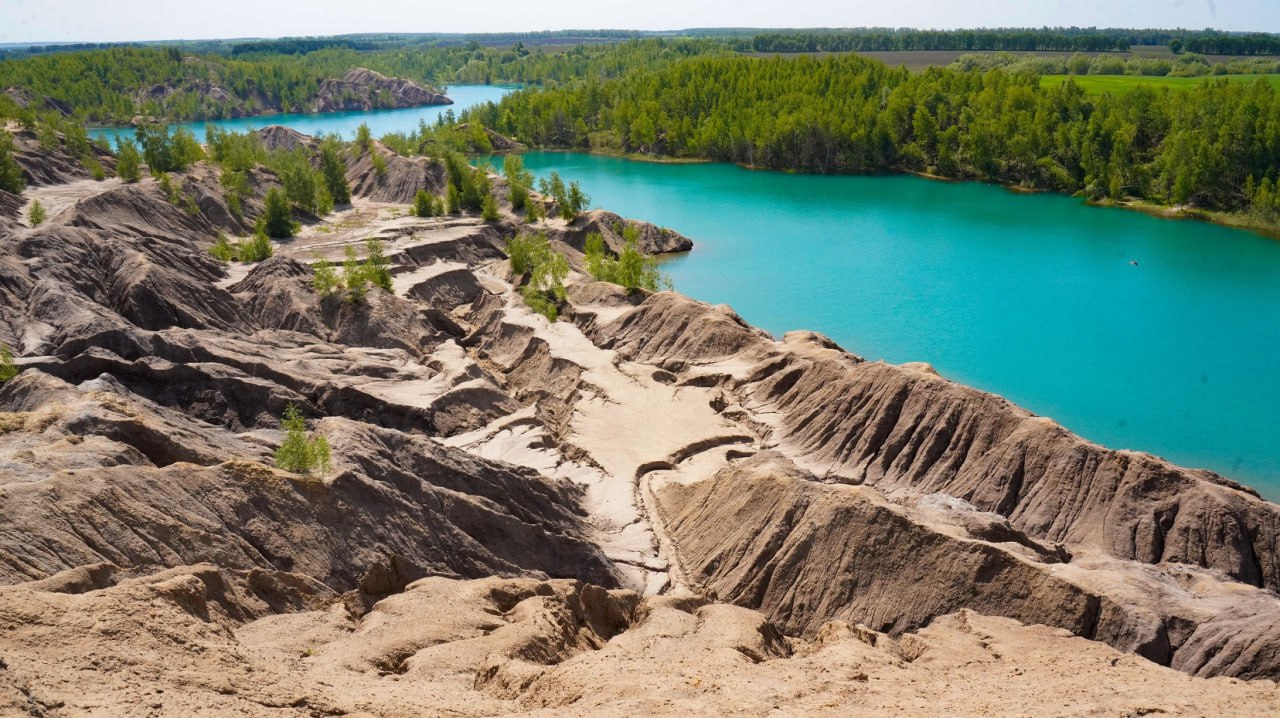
left=18, top=177, right=124, bottom=226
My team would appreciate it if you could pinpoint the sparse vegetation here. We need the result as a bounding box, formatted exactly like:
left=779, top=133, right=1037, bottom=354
left=481, top=193, right=500, bottom=221
left=584, top=225, right=670, bottom=292
left=135, top=124, right=204, bottom=173
left=0, top=344, right=17, bottom=382
left=319, top=137, right=351, bottom=205
left=343, top=246, right=367, bottom=301
left=413, top=188, right=441, bottom=218
left=356, top=123, right=372, bottom=153
left=209, top=230, right=274, bottom=263
left=507, top=232, right=568, bottom=321
left=332, top=239, right=393, bottom=301
left=444, top=152, right=495, bottom=214
left=0, top=132, right=26, bottom=194
left=274, top=404, right=331, bottom=476
left=114, top=138, right=141, bottom=183
left=259, top=186, right=295, bottom=238
left=536, top=172, right=590, bottom=221
left=311, top=257, right=340, bottom=296
left=503, top=155, right=533, bottom=211
left=27, top=200, right=46, bottom=227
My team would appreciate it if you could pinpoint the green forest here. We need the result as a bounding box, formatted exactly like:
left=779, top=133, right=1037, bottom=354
left=4, top=29, right=1280, bottom=227
left=462, top=53, right=1280, bottom=222
left=0, top=39, right=722, bottom=123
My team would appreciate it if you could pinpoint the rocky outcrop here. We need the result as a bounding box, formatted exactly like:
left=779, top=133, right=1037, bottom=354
left=120, top=68, right=450, bottom=121
left=8, top=127, right=115, bottom=187
left=551, top=209, right=695, bottom=255
left=312, top=68, right=451, bottom=113
left=256, top=125, right=316, bottom=152
left=0, top=188, right=20, bottom=219
left=346, top=142, right=448, bottom=203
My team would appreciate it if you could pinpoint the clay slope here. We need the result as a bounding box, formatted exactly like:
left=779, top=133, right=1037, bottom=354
left=653, top=452, right=1280, bottom=679
left=581, top=290, right=1280, bottom=594
left=549, top=209, right=694, bottom=255
left=2, top=566, right=1275, bottom=717
left=313, top=68, right=451, bottom=113
left=1, top=132, right=1279, bottom=713
left=8, top=127, right=115, bottom=187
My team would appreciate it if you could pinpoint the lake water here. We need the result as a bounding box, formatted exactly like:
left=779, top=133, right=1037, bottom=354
left=88, top=84, right=514, bottom=146
left=497, top=152, right=1280, bottom=500
left=89, top=92, right=1280, bottom=500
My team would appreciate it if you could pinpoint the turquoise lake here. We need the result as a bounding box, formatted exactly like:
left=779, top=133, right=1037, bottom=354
left=90, top=90, right=1280, bottom=500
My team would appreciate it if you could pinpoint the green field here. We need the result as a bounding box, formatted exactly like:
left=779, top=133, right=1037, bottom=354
left=1041, top=74, right=1280, bottom=94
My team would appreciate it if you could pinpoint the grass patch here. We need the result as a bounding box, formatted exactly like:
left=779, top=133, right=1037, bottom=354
left=1040, top=74, right=1280, bottom=95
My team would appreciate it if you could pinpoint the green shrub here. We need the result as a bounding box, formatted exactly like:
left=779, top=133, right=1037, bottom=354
left=0, top=131, right=26, bottom=194
left=135, top=124, right=203, bottom=173
left=210, top=233, right=237, bottom=261
left=524, top=199, right=543, bottom=224
left=319, top=138, right=350, bottom=205
left=239, top=231, right=274, bottom=262
left=274, top=404, right=332, bottom=475
left=481, top=193, right=500, bottom=221
left=356, top=123, right=372, bottom=153
left=507, top=232, right=568, bottom=320
left=342, top=245, right=367, bottom=301
left=503, top=155, right=533, bottom=211
left=312, top=257, right=340, bottom=296
left=0, top=344, right=17, bottom=382
left=27, top=200, right=45, bottom=227
left=371, top=151, right=387, bottom=177
left=413, top=188, right=435, bottom=218
left=584, top=224, right=670, bottom=292
left=259, top=186, right=294, bottom=238
left=362, top=239, right=393, bottom=292
left=537, top=172, right=591, bottom=220
left=114, top=138, right=141, bottom=183
left=209, top=231, right=273, bottom=263
left=205, top=125, right=264, bottom=172
left=221, top=168, right=249, bottom=221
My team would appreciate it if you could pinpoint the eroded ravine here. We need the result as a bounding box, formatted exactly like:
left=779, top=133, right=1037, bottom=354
left=1, top=128, right=1279, bottom=715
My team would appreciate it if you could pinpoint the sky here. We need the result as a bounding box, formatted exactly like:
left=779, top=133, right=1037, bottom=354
left=1, top=0, right=1278, bottom=45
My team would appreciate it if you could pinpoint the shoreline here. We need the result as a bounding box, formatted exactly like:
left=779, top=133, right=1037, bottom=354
left=532, top=148, right=1280, bottom=239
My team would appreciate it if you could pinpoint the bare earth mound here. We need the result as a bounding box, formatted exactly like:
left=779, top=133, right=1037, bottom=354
left=0, top=131, right=1277, bottom=715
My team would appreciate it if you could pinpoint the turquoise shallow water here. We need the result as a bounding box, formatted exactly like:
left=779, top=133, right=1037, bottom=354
left=497, top=152, right=1280, bottom=501
left=85, top=90, right=1280, bottom=500
left=88, top=84, right=514, bottom=146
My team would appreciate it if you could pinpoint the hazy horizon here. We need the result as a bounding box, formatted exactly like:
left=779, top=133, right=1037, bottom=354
left=2, top=0, right=1278, bottom=45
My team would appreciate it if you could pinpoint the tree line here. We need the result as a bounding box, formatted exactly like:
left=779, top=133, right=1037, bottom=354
left=736, top=29, right=1130, bottom=54
left=950, top=51, right=1280, bottom=78
left=461, top=53, right=1280, bottom=222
